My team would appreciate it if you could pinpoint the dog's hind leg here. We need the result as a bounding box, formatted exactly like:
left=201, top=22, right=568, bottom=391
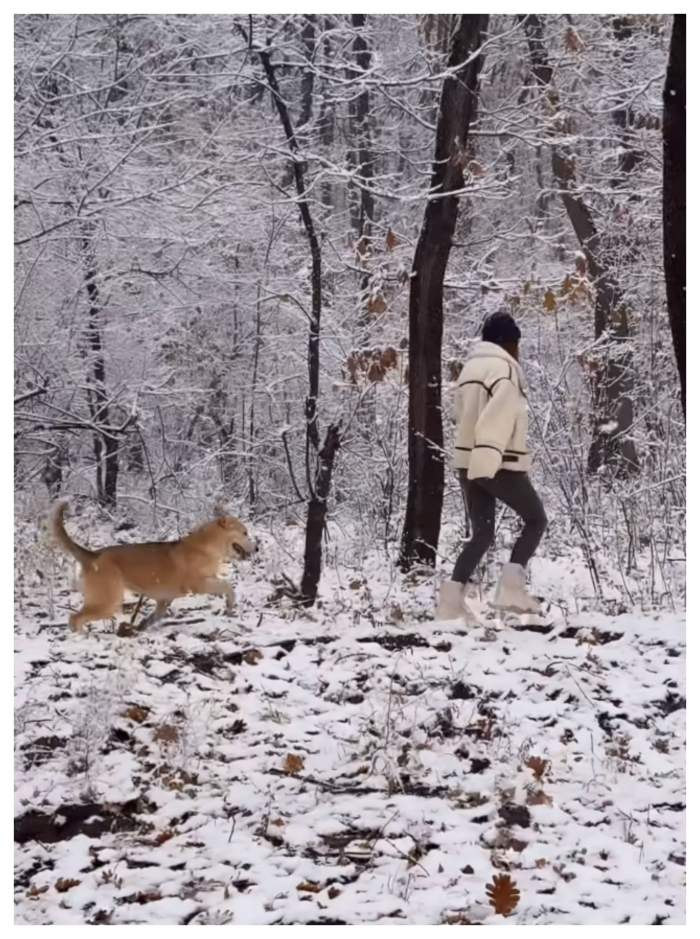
left=69, top=565, right=123, bottom=633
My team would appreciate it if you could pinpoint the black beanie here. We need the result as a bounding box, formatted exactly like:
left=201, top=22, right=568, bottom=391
left=482, top=311, right=521, bottom=345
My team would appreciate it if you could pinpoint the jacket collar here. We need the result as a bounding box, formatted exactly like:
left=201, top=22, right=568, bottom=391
left=467, top=341, right=527, bottom=391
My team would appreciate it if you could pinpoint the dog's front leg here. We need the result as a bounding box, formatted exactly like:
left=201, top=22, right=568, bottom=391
left=141, top=599, right=171, bottom=628
left=198, top=577, right=235, bottom=614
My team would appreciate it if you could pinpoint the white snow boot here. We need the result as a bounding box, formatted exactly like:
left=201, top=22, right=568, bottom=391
left=435, top=581, right=480, bottom=624
left=492, top=563, right=540, bottom=614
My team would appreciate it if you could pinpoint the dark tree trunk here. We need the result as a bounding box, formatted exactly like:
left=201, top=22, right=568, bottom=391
left=347, top=13, right=374, bottom=240
left=663, top=14, right=686, bottom=418
left=81, top=234, right=119, bottom=509
left=300, top=423, right=342, bottom=604
left=298, top=15, right=316, bottom=133
left=399, top=14, right=489, bottom=571
left=258, top=45, right=322, bottom=453
left=521, top=14, right=639, bottom=475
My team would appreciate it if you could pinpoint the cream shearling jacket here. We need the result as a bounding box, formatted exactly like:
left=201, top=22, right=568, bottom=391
left=452, top=341, right=531, bottom=479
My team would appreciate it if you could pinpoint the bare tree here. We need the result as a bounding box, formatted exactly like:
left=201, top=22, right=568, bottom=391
left=252, top=26, right=341, bottom=605
left=399, top=14, right=489, bottom=570
left=663, top=14, right=685, bottom=417
left=520, top=14, right=639, bottom=475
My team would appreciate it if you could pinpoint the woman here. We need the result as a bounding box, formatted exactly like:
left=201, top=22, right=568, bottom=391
left=436, top=311, right=547, bottom=621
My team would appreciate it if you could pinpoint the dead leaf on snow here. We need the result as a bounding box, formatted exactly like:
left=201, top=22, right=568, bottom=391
left=26, top=884, right=49, bottom=898
left=243, top=648, right=263, bottom=665
left=55, top=878, right=81, bottom=893
left=486, top=873, right=520, bottom=916
left=283, top=753, right=305, bottom=775
left=526, top=788, right=553, bottom=807
left=297, top=881, right=322, bottom=893
left=124, top=705, right=149, bottom=723
left=525, top=755, right=549, bottom=781
left=153, top=723, right=179, bottom=744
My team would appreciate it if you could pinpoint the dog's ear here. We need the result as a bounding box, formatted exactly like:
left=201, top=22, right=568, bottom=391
left=217, top=517, right=236, bottom=531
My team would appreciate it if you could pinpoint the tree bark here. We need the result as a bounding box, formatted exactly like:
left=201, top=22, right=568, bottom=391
left=399, top=14, right=489, bottom=570
left=256, top=35, right=341, bottom=604
left=521, top=14, right=639, bottom=474
left=81, top=231, right=120, bottom=508
left=258, top=44, right=322, bottom=453
left=300, top=423, right=342, bottom=604
left=663, top=14, right=686, bottom=418
left=347, top=14, right=374, bottom=240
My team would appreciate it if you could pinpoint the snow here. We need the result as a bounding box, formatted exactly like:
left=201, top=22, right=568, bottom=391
left=14, top=547, right=685, bottom=925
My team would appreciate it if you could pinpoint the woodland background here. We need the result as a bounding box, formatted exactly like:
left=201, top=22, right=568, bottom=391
left=14, top=14, right=686, bottom=926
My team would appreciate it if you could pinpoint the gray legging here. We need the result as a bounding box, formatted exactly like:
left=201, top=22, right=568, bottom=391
left=452, top=469, right=547, bottom=584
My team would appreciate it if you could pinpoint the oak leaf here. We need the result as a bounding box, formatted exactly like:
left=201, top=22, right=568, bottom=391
left=386, top=228, right=399, bottom=251
left=124, top=705, right=149, bottom=723
left=153, top=723, right=179, bottom=744
left=486, top=872, right=520, bottom=916
left=55, top=878, right=81, bottom=893
left=525, top=755, right=549, bottom=781
left=283, top=753, right=305, bottom=775
left=243, top=648, right=263, bottom=665
left=297, top=881, right=322, bottom=893
left=543, top=288, right=557, bottom=313
left=368, top=294, right=387, bottom=316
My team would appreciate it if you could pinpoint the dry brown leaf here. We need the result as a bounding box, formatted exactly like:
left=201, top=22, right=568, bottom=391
left=386, top=228, right=399, bottom=251
left=565, top=26, right=584, bottom=52
left=526, top=788, right=553, bottom=807
left=486, top=873, right=520, bottom=916
left=380, top=347, right=398, bottom=371
left=368, top=294, right=387, bottom=316
left=153, top=829, right=175, bottom=846
left=525, top=755, right=549, bottom=781
left=283, top=753, right=305, bottom=775
left=543, top=288, right=557, bottom=313
left=27, top=884, right=49, bottom=898
left=297, top=881, right=322, bottom=893
left=124, top=705, right=149, bottom=723
left=535, top=857, right=548, bottom=869
left=55, top=878, right=81, bottom=893
left=328, top=886, right=342, bottom=899
left=467, top=159, right=485, bottom=177
left=153, top=723, right=179, bottom=744
left=243, top=648, right=263, bottom=665
left=270, top=817, right=285, bottom=827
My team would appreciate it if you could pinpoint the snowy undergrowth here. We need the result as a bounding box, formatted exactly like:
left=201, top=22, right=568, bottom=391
left=15, top=526, right=685, bottom=925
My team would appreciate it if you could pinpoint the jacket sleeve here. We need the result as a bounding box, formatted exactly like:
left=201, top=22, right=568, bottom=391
left=467, top=377, right=519, bottom=480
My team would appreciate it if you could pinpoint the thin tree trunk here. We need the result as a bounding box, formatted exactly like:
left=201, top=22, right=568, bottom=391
left=399, top=14, right=489, bottom=570
left=258, top=45, right=322, bottom=453
left=663, top=14, right=686, bottom=417
left=255, top=35, right=340, bottom=604
left=81, top=231, right=120, bottom=508
left=347, top=13, right=374, bottom=240
left=521, top=14, right=639, bottom=474
left=300, top=423, right=341, bottom=604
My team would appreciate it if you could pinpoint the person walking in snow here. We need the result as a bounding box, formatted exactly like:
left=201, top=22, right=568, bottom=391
left=436, top=311, right=547, bottom=621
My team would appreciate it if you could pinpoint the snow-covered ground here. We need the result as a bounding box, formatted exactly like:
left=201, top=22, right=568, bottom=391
left=14, top=543, right=685, bottom=925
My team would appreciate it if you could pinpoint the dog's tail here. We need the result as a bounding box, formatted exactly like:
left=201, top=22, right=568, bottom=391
left=51, top=501, right=96, bottom=567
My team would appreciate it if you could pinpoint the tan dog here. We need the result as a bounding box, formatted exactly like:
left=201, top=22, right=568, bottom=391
left=51, top=501, right=255, bottom=632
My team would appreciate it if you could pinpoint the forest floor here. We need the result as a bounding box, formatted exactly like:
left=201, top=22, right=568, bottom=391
left=15, top=539, right=685, bottom=925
